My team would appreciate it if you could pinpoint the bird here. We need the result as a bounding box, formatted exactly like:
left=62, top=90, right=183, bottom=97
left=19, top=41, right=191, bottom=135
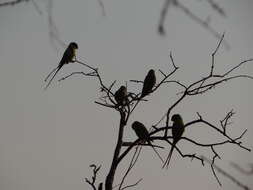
left=141, top=69, right=156, bottom=98
left=132, top=121, right=164, bottom=163
left=44, top=42, right=78, bottom=90
left=162, top=114, right=185, bottom=169
left=114, top=86, right=127, bottom=106
left=132, top=121, right=151, bottom=143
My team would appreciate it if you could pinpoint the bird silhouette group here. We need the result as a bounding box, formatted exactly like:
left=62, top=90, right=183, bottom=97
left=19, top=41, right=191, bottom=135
left=45, top=43, right=185, bottom=169
left=132, top=114, right=185, bottom=169
left=113, top=69, right=185, bottom=169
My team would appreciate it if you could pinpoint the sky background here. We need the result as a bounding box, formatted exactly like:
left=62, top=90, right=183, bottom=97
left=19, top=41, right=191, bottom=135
left=0, top=0, right=253, bottom=190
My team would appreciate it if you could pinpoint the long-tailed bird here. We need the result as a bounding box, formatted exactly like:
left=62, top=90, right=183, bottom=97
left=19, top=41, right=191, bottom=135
left=44, top=42, right=78, bottom=90
left=141, top=69, right=156, bottom=98
left=132, top=121, right=164, bottom=164
left=163, top=114, right=185, bottom=169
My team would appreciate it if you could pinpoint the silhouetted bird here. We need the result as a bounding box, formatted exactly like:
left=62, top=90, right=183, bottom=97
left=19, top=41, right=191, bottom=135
left=141, top=69, right=156, bottom=98
left=132, top=121, right=164, bottom=163
left=44, top=42, right=78, bottom=89
left=114, top=86, right=127, bottom=106
left=163, top=114, right=185, bottom=169
left=132, top=121, right=151, bottom=143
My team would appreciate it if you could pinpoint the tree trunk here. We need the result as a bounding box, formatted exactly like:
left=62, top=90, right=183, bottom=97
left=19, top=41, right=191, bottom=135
left=105, top=112, right=126, bottom=190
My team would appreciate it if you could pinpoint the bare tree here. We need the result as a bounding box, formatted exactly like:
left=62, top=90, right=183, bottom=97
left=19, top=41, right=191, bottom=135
left=2, top=1, right=251, bottom=189
left=56, top=34, right=252, bottom=190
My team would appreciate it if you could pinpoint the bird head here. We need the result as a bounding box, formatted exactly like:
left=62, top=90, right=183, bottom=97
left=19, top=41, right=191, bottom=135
left=132, top=121, right=142, bottom=130
left=69, top=42, right=78, bottom=49
left=119, top=85, right=127, bottom=94
left=171, top=114, right=183, bottom=122
left=148, top=69, right=155, bottom=75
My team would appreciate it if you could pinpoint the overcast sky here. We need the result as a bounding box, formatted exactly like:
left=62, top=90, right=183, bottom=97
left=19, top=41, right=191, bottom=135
left=0, top=0, right=253, bottom=190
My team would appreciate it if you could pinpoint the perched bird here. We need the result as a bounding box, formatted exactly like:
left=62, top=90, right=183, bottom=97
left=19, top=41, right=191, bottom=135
left=141, top=69, right=156, bottom=98
left=114, top=86, right=127, bottom=106
left=132, top=121, right=151, bottom=143
left=44, top=42, right=78, bottom=90
left=163, top=114, right=185, bottom=169
left=132, top=121, right=164, bottom=163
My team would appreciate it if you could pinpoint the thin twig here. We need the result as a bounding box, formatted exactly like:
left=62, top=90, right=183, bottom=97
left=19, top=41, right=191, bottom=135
left=206, top=0, right=226, bottom=17
left=121, top=179, right=143, bottom=190
left=230, top=162, right=253, bottom=176
left=202, top=156, right=250, bottom=190
left=118, top=147, right=142, bottom=190
left=0, top=0, right=29, bottom=7
left=97, top=0, right=106, bottom=16
left=85, top=164, right=101, bottom=190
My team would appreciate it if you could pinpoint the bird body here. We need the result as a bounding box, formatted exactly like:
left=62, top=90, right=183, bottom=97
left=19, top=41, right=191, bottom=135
left=163, top=114, right=185, bottom=169
left=132, top=121, right=164, bottom=163
left=141, top=69, right=156, bottom=98
left=44, top=42, right=78, bottom=90
left=58, top=42, right=78, bottom=67
left=132, top=121, right=151, bottom=143
left=114, top=86, right=127, bottom=106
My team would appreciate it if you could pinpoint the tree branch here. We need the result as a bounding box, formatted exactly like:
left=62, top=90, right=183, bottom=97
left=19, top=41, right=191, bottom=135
left=0, top=0, right=29, bottom=7
left=202, top=156, right=250, bottom=190
left=85, top=164, right=101, bottom=190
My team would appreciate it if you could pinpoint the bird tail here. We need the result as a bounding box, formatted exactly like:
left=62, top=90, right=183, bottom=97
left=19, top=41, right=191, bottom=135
left=130, top=99, right=141, bottom=114
left=148, top=141, right=164, bottom=165
left=162, top=145, right=174, bottom=169
left=44, top=66, right=58, bottom=82
left=44, top=66, right=61, bottom=90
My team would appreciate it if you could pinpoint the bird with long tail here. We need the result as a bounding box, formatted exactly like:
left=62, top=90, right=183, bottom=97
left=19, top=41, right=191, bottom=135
left=44, top=42, right=78, bottom=90
left=132, top=121, right=164, bottom=164
left=163, top=114, right=185, bottom=169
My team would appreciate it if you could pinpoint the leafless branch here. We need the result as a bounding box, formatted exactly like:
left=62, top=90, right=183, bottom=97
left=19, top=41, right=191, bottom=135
left=30, top=0, right=42, bottom=15
left=202, top=156, right=250, bottom=190
left=107, top=34, right=251, bottom=189
left=0, top=0, right=29, bottom=7
left=59, top=59, right=117, bottom=107
left=47, top=0, right=66, bottom=50
left=155, top=34, right=253, bottom=137
left=118, top=146, right=142, bottom=190
left=230, top=162, right=253, bottom=176
left=85, top=164, right=102, bottom=190
left=206, top=0, right=226, bottom=17
left=46, top=32, right=251, bottom=190
left=122, top=142, right=164, bottom=149
left=129, top=51, right=179, bottom=116
left=164, top=138, right=205, bottom=165
left=97, top=0, right=106, bottom=16
left=158, top=0, right=173, bottom=35
left=158, top=0, right=229, bottom=49
left=220, top=109, right=235, bottom=133
left=120, top=178, right=143, bottom=190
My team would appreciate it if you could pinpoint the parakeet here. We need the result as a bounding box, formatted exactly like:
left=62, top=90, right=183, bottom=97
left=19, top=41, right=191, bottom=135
left=132, top=121, right=164, bottom=163
left=44, top=42, right=78, bottom=90
left=163, top=114, right=185, bottom=169
left=141, top=69, right=156, bottom=98
left=114, top=86, right=127, bottom=106
left=132, top=121, right=151, bottom=143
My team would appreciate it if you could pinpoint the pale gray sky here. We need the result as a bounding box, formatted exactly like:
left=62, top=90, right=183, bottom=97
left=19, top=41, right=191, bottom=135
left=0, top=0, right=253, bottom=190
